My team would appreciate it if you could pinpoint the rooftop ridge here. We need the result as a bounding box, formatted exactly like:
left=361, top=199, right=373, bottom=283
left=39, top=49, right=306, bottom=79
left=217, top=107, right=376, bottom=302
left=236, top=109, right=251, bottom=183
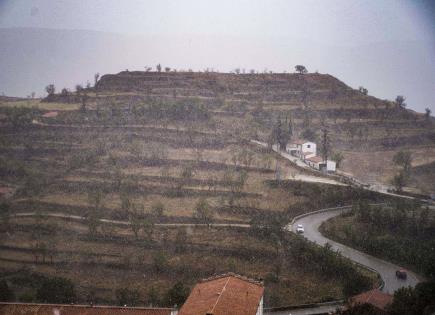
left=0, top=302, right=174, bottom=310
left=200, top=272, right=264, bottom=287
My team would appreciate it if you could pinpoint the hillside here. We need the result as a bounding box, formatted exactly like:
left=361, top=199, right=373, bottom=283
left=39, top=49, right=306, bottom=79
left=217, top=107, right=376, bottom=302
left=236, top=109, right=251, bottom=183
left=94, top=71, right=435, bottom=192
left=0, top=69, right=403, bottom=306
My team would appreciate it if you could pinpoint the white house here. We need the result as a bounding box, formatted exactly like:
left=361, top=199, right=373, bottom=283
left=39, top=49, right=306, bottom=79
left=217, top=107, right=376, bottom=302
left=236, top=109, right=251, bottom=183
left=286, top=140, right=316, bottom=160
left=306, top=156, right=336, bottom=172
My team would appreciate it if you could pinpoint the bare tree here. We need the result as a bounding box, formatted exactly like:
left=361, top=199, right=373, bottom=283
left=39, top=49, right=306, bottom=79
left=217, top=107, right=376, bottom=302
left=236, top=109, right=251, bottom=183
left=425, top=108, right=431, bottom=119
left=156, top=64, right=162, bottom=72
left=45, top=84, right=55, bottom=96
left=94, top=73, right=100, bottom=87
left=395, top=95, right=406, bottom=109
left=358, top=86, right=368, bottom=95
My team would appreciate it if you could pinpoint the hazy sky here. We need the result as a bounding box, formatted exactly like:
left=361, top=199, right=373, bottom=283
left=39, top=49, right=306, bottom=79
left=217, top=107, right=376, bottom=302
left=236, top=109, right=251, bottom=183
left=0, top=0, right=434, bottom=111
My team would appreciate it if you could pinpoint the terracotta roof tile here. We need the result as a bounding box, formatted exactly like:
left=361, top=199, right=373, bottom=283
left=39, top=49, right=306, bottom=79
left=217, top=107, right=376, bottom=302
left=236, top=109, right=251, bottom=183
left=179, top=273, right=264, bottom=315
left=350, top=289, right=393, bottom=311
left=306, top=156, right=324, bottom=163
left=42, top=111, right=58, bottom=118
left=0, top=303, right=174, bottom=315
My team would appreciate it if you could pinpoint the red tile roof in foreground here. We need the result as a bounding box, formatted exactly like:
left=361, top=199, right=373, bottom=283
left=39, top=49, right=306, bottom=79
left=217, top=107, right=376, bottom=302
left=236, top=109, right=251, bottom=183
left=0, top=303, right=174, bottom=315
left=350, top=289, right=393, bottom=311
left=179, top=273, right=264, bottom=315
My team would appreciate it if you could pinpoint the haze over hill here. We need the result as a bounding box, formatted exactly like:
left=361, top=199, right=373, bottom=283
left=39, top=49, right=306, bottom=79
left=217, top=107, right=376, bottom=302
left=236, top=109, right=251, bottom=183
left=0, top=27, right=434, bottom=113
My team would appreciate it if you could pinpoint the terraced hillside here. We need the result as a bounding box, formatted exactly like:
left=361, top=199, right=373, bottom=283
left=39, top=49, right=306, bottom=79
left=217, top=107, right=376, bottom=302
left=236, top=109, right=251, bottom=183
left=0, top=70, right=429, bottom=306
left=93, top=71, right=434, bottom=193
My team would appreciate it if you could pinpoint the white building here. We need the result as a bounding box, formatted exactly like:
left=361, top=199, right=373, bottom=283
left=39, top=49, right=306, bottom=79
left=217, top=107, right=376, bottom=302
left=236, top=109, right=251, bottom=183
left=286, top=140, right=316, bottom=160
left=306, top=156, right=336, bottom=172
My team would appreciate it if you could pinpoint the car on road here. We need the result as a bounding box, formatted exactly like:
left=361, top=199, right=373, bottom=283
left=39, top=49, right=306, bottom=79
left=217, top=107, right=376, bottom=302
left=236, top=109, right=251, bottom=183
left=296, top=224, right=304, bottom=233
left=396, top=269, right=407, bottom=279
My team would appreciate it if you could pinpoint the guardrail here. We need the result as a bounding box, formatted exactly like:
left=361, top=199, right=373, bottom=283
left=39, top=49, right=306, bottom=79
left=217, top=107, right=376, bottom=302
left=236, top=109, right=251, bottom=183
left=264, top=300, right=344, bottom=313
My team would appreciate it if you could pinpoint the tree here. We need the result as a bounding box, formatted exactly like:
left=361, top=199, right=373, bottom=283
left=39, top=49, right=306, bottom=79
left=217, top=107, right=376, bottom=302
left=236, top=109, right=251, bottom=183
left=358, top=86, right=368, bottom=95
left=393, top=151, right=412, bottom=174
left=395, top=95, right=406, bottom=109
left=389, top=286, right=418, bottom=315
left=151, top=201, right=164, bottom=218
left=164, top=282, right=189, bottom=307
left=320, top=124, right=331, bottom=161
left=80, top=92, right=88, bottom=113
left=194, top=198, right=213, bottom=225
left=392, top=171, right=406, bottom=192
left=272, top=116, right=292, bottom=150
left=146, top=286, right=160, bottom=306
left=331, top=152, right=344, bottom=169
left=142, top=218, right=154, bottom=242
left=0, top=280, right=14, bottom=301
left=115, top=288, right=140, bottom=306
left=75, top=84, right=83, bottom=94
left=425, top=107, right=431, bottom=119
left=156, top=64, right=162, bottom=72
left=174, top=228, right=188, bottom=253
left=0, top=202, right=11, bottom=232
left=36, top=277, right=76, bottom=303
left=129, top=212, right=142, bottom=240
left=295, top=65, right=307, bottom=74
left=94, top=73, right=100, bottom=87
left=165, top=67, right=171, bottom=72
left=152, top=251, right=168, bottom=273
left=45, top=84, right=55, bottom=96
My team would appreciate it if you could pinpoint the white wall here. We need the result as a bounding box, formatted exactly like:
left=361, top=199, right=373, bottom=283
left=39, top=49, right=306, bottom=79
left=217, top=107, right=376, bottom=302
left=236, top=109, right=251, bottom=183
left=256, top=296, right=264, bottom=315
left=327, top=160, right=336, bottom=172
left=301, top=142, right=316, bottom=155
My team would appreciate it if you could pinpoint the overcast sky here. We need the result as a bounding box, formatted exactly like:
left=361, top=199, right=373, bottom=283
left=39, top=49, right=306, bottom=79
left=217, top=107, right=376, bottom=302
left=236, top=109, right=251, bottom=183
left=0, top=0, right=434, bottom=112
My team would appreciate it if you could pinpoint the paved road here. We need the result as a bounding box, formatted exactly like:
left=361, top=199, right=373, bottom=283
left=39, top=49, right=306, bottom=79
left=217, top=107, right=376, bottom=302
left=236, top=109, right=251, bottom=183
left=12, top=212, right=250, bottom=228
left=290, top=208, right=422, bottom=294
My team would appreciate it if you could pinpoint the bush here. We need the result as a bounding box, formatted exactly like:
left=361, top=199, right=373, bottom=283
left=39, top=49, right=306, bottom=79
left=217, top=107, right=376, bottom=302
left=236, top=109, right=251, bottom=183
left=115, top=288, right=140, bottom=306
left=164, top=282, right=189, bottom=307
left=0, top=279, right=15, bottom=301
left=36, top=277, right=76, bottom=303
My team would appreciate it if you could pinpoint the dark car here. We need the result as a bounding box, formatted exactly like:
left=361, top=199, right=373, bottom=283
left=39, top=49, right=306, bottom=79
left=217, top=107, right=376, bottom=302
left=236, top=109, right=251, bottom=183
left=396, top=269, right=407, bottom=279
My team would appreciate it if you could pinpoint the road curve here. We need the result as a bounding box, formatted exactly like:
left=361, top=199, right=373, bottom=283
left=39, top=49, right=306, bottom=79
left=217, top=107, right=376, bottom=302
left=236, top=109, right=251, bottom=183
left=290, top=208, right=421, bottom=294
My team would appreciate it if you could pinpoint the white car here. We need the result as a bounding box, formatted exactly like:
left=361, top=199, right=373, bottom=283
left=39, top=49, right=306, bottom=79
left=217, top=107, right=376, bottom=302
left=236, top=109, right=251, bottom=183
left=296, top=224, right=304, bottom=233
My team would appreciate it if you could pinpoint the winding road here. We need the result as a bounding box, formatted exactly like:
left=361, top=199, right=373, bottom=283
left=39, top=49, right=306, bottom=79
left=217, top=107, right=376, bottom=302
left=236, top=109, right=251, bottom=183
left=290, top=207, right=422, bottom=294
left=13, top=208, right=423, bottom=294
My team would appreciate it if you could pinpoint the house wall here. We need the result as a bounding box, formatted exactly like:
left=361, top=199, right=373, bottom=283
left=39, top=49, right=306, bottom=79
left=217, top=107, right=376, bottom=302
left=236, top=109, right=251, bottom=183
left=301, top=142, right=316, bottom=155
left=256, top=296, right=264, bottom=315
left=326, top=160, right=336, bottom=172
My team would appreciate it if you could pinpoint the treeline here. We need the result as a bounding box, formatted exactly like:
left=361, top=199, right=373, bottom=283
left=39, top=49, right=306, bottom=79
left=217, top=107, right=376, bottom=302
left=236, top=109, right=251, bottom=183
left=0, top=271, right=189, bottom=307
left=250, top=212, right=374, bottom=300
left=324, top=200, right=435, bottom=278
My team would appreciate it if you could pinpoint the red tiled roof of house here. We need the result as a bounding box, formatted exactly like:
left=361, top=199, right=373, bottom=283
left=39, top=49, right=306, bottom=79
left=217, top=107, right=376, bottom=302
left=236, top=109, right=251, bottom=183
left=350, top=289, right=393, bottom=311
left=42, top=111, right=58, bottom=118
left=179, top=273, right=264, bottom=315
left=0, top=187, right=14, bottom=195
left=0, top=303, right=174, bottom=315
left=306, top=156, right=324, bottom=163
left=292, top=139, right=309, bottom=145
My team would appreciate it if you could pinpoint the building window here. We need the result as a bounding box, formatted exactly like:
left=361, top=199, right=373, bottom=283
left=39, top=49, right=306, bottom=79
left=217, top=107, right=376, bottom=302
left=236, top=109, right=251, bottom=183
left=307, top=144, right=310, bottom=148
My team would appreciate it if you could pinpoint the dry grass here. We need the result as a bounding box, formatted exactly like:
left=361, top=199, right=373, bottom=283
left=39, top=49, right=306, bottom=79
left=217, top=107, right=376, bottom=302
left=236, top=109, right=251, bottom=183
left=0, top=99, right=80, bottom=111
